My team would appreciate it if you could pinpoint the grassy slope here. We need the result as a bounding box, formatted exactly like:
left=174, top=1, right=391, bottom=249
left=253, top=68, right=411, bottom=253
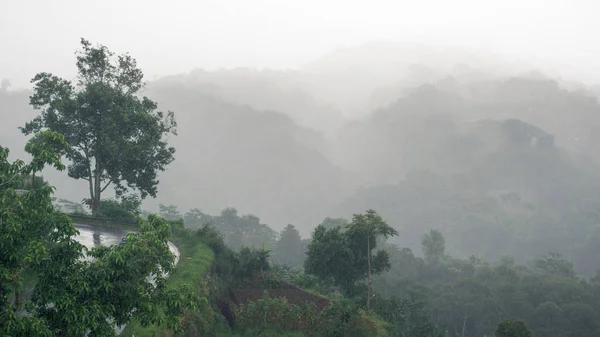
left=120, top=235, right=215, bottom=336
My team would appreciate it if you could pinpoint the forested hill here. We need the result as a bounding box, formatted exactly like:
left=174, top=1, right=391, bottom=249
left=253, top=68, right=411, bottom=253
left=151, top=70, right=347, bottom=135
left=141, top=80, right=351, bottom=230
left=5, top=69, right=600, bottom=273
left=333, top=77, right=600, bottom=181
left=333, top=78, right=600, bottom=275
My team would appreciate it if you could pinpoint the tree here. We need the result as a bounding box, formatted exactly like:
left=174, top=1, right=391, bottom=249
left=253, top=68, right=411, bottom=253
left=1, top=131, right=68, bottom=333
left=272, top=224, right=305, bottom=267
left=304, top=225, right=353, bottom=291
left=346, top=209, right=398, bottom=311
left=21, top=38, right=176, bottom=216
left=0, top=135, right=198, bottom=336
left=495, top=318, right=534, bottom=337
left=159, top=204, right=182, bottom=221
left=318, top=217, right=349, bottom=231
left=531, top=252, right=576, bottom=278
left=209, top=208, right=278, bottom=251
left=183, top=208, right=212, bottom=228
left=422, top=229, right=446, bottom=264
left=305, top=210, right=397, bottom=307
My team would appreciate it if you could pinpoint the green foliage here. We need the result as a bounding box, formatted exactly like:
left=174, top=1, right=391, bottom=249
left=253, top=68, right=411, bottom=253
left=183, top=208, right=212, bottom=228
left=204, top=207, right=278, bottom=251
left=422, top=229, right=446, bottom=264
left=271, top=265, right=332, bottom=296
left=319, top=217, right=349, bottom=231
left=82, top=194, right=142, bottom=223
left=123, top=225, right=215, bottom=336
left=234, top=291, right=318, bottom=334
left=341, top=116, right=600, bottom=278
left=237, top=246, right=271, bottom=280
left=168, top=218, right=188, bottom=237
left=21, top=38, right=177, bottom=216
left=366, top=229, right=600, bottom=336
left=272, top=224, right=305, bottom=268
left=371, top=294, right=440, bottom=337
left=198, top=222, right=271, bottom=286
left=304, top=210, right=397, bottom=300
left=0, top=131, right=70, bottom=336
left=1, top=138, right=197, bottom=336
left=159, top=204, right=182, bottom=221
left=234, top=292, right=382, bottom=337
left=495, top=319, right=534, bottom=337
left=346, top=210, right=398, bottom=310
left=304, top=224, right=351, bottom=292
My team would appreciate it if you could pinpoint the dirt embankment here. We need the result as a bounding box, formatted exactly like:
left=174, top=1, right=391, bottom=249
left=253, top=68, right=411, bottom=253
left=232, top=282, right=330, bottom=312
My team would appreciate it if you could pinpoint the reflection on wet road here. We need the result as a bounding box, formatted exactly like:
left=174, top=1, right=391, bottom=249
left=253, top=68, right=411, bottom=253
left=74, top=223, right=133, bottom=249
left=73, top=223, right=180, bottom=264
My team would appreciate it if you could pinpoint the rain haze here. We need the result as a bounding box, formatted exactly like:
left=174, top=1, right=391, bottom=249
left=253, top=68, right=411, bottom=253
left=2, top=0, right=600, bottom=87
left=7, top=0, right=600, bottom=336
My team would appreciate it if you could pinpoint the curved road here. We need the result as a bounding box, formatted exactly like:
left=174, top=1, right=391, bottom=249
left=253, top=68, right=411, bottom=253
left=73, top=223, right=180, bottom=264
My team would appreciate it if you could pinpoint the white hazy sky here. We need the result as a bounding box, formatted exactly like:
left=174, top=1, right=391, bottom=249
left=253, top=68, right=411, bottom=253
left=1, top=0, right=599, bottom=88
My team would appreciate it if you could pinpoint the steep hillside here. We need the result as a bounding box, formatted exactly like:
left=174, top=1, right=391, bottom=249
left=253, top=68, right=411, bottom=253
left=143, top=81, right=350, bottom=234
left=337, top=117, right=600, bottom=274
left=333, top=77, right=600, bottom=183
left=0, top=83, right=349, bottom=235
left=153, top=70, right=347, bottom=136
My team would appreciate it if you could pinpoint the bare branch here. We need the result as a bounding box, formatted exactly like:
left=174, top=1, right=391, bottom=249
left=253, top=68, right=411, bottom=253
left=100, top=179, right=112, bottom=193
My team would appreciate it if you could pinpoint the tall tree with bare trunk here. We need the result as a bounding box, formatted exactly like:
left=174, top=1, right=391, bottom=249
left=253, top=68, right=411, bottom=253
left=21, top=38, right=176, bottom=216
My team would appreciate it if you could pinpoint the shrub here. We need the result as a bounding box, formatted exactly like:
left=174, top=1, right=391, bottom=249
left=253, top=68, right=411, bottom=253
left=82, top=194, right=141, bottom=223
left=495, top=318, right=534, bottom=337
left=370, top=294, right=437, bottom=337
left=169, top=219, right=189, bottom=238
left=234, top=292, right=378, bottom=337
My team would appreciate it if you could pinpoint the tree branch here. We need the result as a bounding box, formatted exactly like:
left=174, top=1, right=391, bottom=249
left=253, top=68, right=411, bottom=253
left=0, top=174, right=20, bottom=187
left=100, top=179, right=112, bottom=193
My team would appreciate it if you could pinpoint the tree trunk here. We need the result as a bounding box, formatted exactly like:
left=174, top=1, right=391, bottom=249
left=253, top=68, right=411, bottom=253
left=91, top=196, right=100, bottom=216
left=367, top=235, right=371, bottom=312
left=91, top=162, right=101, bottom=216
left=13, top=273, right=20, bottom=310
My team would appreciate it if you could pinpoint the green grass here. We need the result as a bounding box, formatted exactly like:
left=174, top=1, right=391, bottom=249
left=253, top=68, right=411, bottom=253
left=120, top=234, right=215, bottom=336
left=228, top=328, right=305, bottom=336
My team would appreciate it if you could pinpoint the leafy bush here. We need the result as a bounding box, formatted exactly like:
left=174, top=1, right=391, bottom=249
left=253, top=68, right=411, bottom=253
left=237, top=246, right=271, bottom=280
left=370, top=294, right=440, bottom=337
left=168, top=219, right=189, bottom=238
left=82, top=194, right=141, bottom=223
left=234, top=292, right=381, bottom=337
left=235, top=291, right=318, bottom=333
left=495, top=319, right=534, bottom=337
left=273, top=265, right=333, bottom=295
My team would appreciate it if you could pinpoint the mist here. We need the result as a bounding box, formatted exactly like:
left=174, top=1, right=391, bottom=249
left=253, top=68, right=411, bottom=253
left=4, top=0, right=600, bottom=264
left=8, top=1, right=600, bottom=335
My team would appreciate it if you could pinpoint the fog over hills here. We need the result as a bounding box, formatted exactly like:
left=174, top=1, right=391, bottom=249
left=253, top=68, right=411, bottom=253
left=4, top=41, right=600, bottom=255
left=9, top=1, right=600, bottom=335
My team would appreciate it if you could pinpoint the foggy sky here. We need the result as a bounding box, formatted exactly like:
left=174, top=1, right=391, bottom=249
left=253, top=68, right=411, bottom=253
left=2, top=0, right=600, bottom=88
